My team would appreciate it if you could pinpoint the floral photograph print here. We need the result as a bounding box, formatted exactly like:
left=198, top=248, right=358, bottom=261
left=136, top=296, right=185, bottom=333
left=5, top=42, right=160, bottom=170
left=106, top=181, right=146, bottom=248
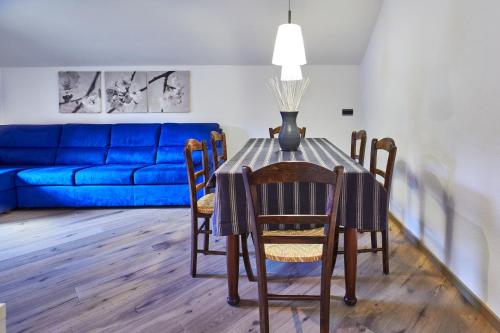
left=147, top=71, right=190, bottom=113
left=104, top=71, right=147, bottom=113
left=58, top=71, right=102, bottom=113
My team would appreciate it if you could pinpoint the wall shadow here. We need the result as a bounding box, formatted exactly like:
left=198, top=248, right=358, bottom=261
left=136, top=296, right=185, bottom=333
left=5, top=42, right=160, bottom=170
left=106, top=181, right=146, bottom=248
left=393, top=156, right=491, bottom=302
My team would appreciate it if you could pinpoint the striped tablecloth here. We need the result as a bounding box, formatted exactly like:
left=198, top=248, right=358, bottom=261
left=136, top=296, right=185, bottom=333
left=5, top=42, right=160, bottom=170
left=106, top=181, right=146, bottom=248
left=210, top=138, right=388, bottom=236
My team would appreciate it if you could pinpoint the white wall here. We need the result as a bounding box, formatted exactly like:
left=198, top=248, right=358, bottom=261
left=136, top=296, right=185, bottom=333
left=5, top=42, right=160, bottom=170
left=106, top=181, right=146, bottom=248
left=0, top=69, right=3, bottom=123
left=0, top=65, right=361, bottom=155
left=361, top=0, right=500, bottom=316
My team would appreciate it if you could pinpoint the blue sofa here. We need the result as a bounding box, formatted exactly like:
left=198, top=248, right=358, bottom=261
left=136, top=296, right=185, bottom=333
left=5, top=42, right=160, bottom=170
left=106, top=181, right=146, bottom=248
left=0, top=123, right=220, bottom=212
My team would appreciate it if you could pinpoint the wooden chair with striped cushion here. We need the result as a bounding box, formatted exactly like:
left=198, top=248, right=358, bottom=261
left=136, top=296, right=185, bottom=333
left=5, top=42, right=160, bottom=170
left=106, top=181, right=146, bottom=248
left=268, top=126, right=306, bottom=139
left=184, top=139, right=254, bottom=280
left=334, top=137, right=397, bottom=275
left=350, top=130, right=367, bottom=166
left=242, top=162, right=344, bottom=333
left=210, top=131, right=227, bottom=170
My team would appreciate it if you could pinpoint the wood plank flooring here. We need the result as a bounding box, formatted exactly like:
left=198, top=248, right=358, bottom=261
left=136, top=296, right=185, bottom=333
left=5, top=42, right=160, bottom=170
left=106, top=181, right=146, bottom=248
left=0, top=208, right=496, bottom=333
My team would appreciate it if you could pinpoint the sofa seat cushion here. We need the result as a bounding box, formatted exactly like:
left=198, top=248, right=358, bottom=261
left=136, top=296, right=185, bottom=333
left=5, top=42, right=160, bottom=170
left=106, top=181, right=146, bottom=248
left=0, top=166, right=32, bottom=191
left=134, top=164, right=188, bottom=185
left=75, top=164, right=146, bottom=185
left=16, top=166, right=91, bottom=186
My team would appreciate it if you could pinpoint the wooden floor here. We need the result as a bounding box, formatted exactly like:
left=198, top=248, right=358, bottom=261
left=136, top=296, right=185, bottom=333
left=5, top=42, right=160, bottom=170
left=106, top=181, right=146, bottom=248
left=0, top=208, right=496, bottom=333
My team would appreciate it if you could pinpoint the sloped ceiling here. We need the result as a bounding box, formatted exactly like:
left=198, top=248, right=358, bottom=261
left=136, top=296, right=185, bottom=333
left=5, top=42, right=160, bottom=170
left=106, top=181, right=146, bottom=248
left=0, top=0, right=382, bottom=66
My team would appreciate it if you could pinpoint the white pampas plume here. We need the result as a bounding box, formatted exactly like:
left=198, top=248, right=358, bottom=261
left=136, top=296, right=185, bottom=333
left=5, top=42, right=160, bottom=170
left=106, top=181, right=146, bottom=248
left=266, top=77, right=311, bottom=112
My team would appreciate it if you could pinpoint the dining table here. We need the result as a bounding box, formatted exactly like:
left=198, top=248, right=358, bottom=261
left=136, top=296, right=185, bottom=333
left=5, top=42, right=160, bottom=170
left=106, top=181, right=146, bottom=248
left=210, top=138, right=389, bottom=306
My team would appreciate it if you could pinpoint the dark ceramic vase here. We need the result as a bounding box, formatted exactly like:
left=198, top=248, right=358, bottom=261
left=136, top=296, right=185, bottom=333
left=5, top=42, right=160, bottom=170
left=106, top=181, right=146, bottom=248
left=278, top=111, right=301, bottom=151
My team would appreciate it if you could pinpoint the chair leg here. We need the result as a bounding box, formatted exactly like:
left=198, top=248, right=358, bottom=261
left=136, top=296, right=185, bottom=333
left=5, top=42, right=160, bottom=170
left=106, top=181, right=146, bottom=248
left=332, top=226, right=340, bottom=272
left=255, top=243, right=269, bottom=333
left=203, top=217, right=210, bottom=253
left=382, top=228, right=389, bottom=274
left=370, top=231, right=378, bottom=253
left=191, top=215, right=198, bottom=278
left=320, top=254, right=333, bottom=333
left=241, top=234, right=255, bottom=282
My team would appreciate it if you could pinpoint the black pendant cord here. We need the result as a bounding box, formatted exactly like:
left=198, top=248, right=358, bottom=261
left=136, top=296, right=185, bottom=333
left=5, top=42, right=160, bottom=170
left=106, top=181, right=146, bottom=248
left=288, top=0, right=292, bottom=23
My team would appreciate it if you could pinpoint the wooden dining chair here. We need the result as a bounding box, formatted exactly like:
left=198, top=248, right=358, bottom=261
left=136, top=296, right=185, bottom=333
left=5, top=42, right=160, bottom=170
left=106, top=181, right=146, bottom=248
left=184, top=139, right=254, bottom=280
left=333, top=137, right=397, bottom=275
left=210, top=130, right=227, bottom=170
left=350, top=130, right=367, bottom=166
left=268, top=126, right=306, bottom=139
left=242, top=162, right=344, bottom=333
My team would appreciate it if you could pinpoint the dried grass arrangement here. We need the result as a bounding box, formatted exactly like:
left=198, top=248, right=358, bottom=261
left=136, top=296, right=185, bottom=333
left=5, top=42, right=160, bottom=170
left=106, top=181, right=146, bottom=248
left=266, top=77, right=311, bottom=112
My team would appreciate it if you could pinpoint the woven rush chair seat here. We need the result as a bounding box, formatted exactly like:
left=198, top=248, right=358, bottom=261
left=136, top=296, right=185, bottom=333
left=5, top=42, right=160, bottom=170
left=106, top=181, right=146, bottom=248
left=197, top=193, right=215, bottom=215
left=263, top=228, right=325, bottom=263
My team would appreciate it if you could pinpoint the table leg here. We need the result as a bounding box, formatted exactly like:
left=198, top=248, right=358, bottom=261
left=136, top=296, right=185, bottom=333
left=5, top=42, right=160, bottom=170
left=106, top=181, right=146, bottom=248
left=344, top=227, right=358, bottom=306
left=226, top=235, right=240, bottom=306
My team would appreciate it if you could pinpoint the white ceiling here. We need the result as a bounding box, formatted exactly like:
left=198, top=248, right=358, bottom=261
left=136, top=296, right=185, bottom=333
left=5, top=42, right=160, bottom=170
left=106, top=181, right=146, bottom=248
left=0, top=0, right=382, bottom=66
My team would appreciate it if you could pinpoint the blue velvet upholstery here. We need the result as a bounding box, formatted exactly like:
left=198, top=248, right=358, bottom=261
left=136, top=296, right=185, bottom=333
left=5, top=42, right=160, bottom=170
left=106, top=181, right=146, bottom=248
left=0, top=122, right=219, bottom=209
left=157, top=123, right=219, bottom=164
left=56, top=124, right=110, bottom=164
left=156, top=146, right=185, bottom=164
left=0, top=148, right=58, bottom=166
left=0, top=125, right=61, bottom=165
left=16, top=166, right=90, bottom=186
left=159, top=123, right=220, bottom=146
left=59, top=124, right=111, bottom=147
left=0, top=166, right=32, bottom=191
left=0, top=125, right=61, bottom=147
left=106, top=124, right=160, bottom=164
left=134, top=164, right=187, bottom=185
left=0, top=189, right=16, bottom=212
left=155, top=147, right=211, bottom=167
left=75, top=164, right=145, bottom=185
left=107, top=147, right=157, bottom=164
left=56, top=148, right=108, bottom=165
left=17, top=185, right=191, bottom=207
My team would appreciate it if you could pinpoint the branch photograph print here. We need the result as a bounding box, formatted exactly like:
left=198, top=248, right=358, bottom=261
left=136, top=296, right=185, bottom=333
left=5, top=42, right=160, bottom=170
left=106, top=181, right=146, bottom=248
left=58, top=71, right=102, bottom=113
left=147, top=71, right=190, bottom=113
left=105, top=71, right=147, bottom=113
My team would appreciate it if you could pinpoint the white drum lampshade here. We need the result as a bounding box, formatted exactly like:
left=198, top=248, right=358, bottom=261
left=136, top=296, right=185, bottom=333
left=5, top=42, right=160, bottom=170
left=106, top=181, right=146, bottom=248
left=281, top=64, right=302, bottom=81
left=272, top=23, right=306, bottom=66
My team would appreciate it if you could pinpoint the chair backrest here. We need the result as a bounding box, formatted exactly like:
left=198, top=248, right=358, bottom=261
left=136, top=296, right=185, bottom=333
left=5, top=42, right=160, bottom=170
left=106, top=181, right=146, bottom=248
left=242, top=161, right=344, bottom=260
left=350, top=130, right=367, bottom=166
left=268, top=126, right=306, bottom=139
left=184, top=139, right=210, bottom=211
left=370, top=138, right=397, bottom=196
left=210, top=130, right=227, bottom=170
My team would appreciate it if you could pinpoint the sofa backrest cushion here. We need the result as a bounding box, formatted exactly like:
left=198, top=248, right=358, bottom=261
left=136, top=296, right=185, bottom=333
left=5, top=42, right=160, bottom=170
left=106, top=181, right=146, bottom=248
left=56, top=124, right=111, bottom=165
left=106, top=123, right=161, bottom=164
left=0, top=125, right=61, bottom=165
left=157, top=123, right=220, bottom=163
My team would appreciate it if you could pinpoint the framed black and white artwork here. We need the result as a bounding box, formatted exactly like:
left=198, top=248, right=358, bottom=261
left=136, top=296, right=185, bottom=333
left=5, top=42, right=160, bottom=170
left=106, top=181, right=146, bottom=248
left=58, top=71, right=102, bottom=113
left=147, top=71, right=190, bottom=113
left=104, top=71, right=148, bottom=113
